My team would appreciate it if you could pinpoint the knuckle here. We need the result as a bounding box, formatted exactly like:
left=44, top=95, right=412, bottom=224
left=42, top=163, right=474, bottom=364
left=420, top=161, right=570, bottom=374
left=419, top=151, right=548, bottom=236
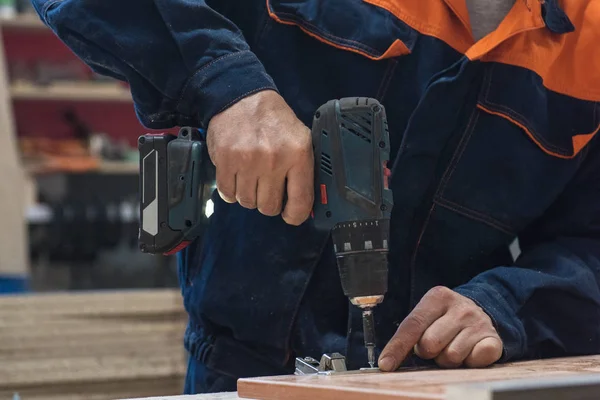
left=252, top=147, right=265, bottom=162
left=427, top=286, right=451, bottom=301
left=226, top=143, right=242, bottom=156
left=483, top=338, right=502, bottom=354
left=237, top=148, right=258, bottom=164
left=458, top=307, right=477, bottom=321
left=415, top=343, right=436, bottom=360
left=287, top=208, right=311, bottom=225
left=387, top=337, right=409, bottom=356
left=217, top=184, right=233, bottom=197
left=406, top=313, right=428, bottom=331
left=444, top=347, right=464, bottom=365
left=216, top=186, right=235, bottom=203
left=297, top=140, right=312, bottom=153
left=291, top=139, right=311, bottom=157
left=237, top=197, right=257, bottom=209
left=419, top=334, right=442, bottom=357
left=473, top=319, right=490, bottom=332
left=259, top=202, right=281, bottom=216
left=465, top=339, right=502, bottom=368
left=265, top=153, right=279, bottom=170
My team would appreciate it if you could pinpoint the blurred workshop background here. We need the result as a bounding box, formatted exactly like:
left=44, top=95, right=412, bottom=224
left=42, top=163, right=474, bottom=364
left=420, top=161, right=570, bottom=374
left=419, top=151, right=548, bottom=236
left=0, top=7, right=187, bottom=400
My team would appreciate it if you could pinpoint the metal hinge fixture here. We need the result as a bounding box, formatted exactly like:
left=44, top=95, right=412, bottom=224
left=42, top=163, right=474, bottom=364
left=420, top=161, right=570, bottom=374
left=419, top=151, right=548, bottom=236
left=294, top=353, right=348, bottom=375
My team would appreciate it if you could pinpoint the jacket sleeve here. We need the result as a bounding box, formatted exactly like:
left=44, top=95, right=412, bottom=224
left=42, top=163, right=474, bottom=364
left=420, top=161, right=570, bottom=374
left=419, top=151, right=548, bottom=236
left=31, top=0, right=278, bottom=129
left=454, top=138, right=600, bottom=362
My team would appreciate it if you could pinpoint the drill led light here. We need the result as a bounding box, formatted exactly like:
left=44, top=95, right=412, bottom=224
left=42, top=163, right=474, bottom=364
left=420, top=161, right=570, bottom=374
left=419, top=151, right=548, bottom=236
left=205, top=199, right=214, bottom=218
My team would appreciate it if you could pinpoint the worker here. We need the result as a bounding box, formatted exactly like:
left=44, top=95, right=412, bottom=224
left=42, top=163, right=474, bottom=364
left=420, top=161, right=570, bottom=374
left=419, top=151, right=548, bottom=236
left=32, top=0, right=600, bottom=393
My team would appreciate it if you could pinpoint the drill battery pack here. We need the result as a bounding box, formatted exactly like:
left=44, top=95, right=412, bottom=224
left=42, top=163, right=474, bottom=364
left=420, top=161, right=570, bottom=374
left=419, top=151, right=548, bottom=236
left=138, top=127, right=215, bottom=255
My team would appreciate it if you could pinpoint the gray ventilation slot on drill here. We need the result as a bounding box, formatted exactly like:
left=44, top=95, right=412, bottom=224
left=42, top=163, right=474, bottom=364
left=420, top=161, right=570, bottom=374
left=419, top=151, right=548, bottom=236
left=341, top=113, right=372, bottom=143
left=357, top=112, right=373, bottom=127
left=341, top=122, right=371, bottom=143
left=321, top=152, right=333, bottom=175
left=342, top=112, right=372, bottom=129
left=322, top=129, right=328, bottom=137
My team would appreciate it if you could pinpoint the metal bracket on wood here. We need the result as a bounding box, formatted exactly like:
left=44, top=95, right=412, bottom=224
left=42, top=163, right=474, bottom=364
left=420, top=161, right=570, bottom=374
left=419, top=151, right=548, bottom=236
left=294, top=353, right=348, bottom=375
left=294, top=353, right=380, bottom=376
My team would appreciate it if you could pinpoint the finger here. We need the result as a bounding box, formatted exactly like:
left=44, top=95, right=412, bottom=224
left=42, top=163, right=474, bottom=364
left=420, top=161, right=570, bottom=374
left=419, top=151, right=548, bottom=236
left=281, top=157, right=314, bottom=226
left=379, top=287, right=452, bottom=372
left=435, top=326, right=500, bottom=368
left=414, top=314, right=463, bottom=360
left=434, top=326, right=479, bottom=368
left=256, top=174, right=285, bottom=216
left=464, top=336, right=503, bottom=368
left=216, top=167, right=236, bottom=203
left=235, top=174, right=258, bottom=209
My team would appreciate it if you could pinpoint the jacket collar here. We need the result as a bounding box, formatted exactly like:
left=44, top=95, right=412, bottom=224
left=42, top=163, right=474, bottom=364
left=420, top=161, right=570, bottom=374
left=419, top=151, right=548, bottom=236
left=443, top=0, right=574, bottom=36
left=540, top=0, right=575, bottom=34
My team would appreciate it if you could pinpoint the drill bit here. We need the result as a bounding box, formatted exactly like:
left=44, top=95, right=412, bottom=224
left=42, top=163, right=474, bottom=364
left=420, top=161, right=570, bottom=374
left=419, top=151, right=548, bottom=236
left=367, top=345, right=375, bottom=369
left=362, top=308, right=376, bottom=368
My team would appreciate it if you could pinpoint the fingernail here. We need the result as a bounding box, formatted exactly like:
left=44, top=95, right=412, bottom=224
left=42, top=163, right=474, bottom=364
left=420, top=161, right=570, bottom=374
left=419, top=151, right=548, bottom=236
left=378, top=356, right=396, bottom=372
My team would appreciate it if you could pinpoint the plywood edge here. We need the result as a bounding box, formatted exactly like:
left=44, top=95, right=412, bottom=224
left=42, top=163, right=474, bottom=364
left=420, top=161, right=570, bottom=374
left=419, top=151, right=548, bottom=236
left=236, top=356, right=600, bottom=400
left=237, top=376, right=441, bottom=400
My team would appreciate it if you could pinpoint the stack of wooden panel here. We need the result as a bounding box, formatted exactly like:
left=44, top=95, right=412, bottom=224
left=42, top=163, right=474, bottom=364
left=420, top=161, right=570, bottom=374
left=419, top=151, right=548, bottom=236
left=0, top=289, right=188, bottom=400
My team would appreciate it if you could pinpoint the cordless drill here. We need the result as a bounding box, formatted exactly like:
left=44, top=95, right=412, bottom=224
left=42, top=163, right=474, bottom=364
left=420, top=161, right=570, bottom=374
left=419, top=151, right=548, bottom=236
left=138, top=98, right=393, bottom=368
left=310, top=98, right=392, bottom=367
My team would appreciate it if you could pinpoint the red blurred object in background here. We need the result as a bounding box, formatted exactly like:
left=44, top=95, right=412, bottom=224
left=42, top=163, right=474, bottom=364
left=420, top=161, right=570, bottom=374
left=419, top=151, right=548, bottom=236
left=3, top=26, right=163, bottom=148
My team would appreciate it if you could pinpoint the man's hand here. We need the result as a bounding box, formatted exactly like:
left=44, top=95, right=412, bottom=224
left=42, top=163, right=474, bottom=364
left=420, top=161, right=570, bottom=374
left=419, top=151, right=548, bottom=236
left=379, top=286, right=502, bottom=371
left=207, top=90, right=314, bottom=226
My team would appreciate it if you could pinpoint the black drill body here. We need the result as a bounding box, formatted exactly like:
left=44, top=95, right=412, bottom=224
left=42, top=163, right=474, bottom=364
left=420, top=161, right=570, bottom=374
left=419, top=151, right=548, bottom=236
left=311, top=98, right=393, bottom=367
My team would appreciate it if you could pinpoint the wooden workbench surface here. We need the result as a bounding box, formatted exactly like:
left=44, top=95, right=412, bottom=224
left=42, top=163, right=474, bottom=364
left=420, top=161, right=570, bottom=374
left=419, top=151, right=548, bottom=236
left=237, top=355, right=600, bottom=400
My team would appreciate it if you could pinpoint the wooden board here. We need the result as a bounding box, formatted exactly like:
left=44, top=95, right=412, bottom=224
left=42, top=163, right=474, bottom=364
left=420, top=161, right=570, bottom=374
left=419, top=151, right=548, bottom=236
left=237, top=355, right=600, bottom=400
left=0, top=289, right=187, bottom=400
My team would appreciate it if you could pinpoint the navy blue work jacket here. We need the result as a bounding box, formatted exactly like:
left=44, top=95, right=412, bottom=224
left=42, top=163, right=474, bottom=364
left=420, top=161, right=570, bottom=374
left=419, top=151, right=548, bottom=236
left=32, top=0, right=600, bottom=392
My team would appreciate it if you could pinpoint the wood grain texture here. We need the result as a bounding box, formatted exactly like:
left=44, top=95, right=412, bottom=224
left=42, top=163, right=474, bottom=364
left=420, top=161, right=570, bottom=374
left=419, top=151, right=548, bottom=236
left=0, top=289, right=187, bottom=400
left=237, top=355, right=600, bottom=400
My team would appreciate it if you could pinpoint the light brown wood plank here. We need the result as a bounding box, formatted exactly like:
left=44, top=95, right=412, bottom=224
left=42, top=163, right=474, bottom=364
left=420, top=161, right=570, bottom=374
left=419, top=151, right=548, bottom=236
left=1, top=377, right=184, bottom=400
left=0, top=290, right=187, bottom=399
left=237, top=355, right=600, bottom=400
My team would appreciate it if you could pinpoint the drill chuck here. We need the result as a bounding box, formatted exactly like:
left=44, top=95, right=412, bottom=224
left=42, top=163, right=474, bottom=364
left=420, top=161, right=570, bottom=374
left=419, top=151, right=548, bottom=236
left=337, top=252, right=388, bottom=300
left=333, top=220, right=388, bottom=369
left=332, top=218, right=389, bottom=300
